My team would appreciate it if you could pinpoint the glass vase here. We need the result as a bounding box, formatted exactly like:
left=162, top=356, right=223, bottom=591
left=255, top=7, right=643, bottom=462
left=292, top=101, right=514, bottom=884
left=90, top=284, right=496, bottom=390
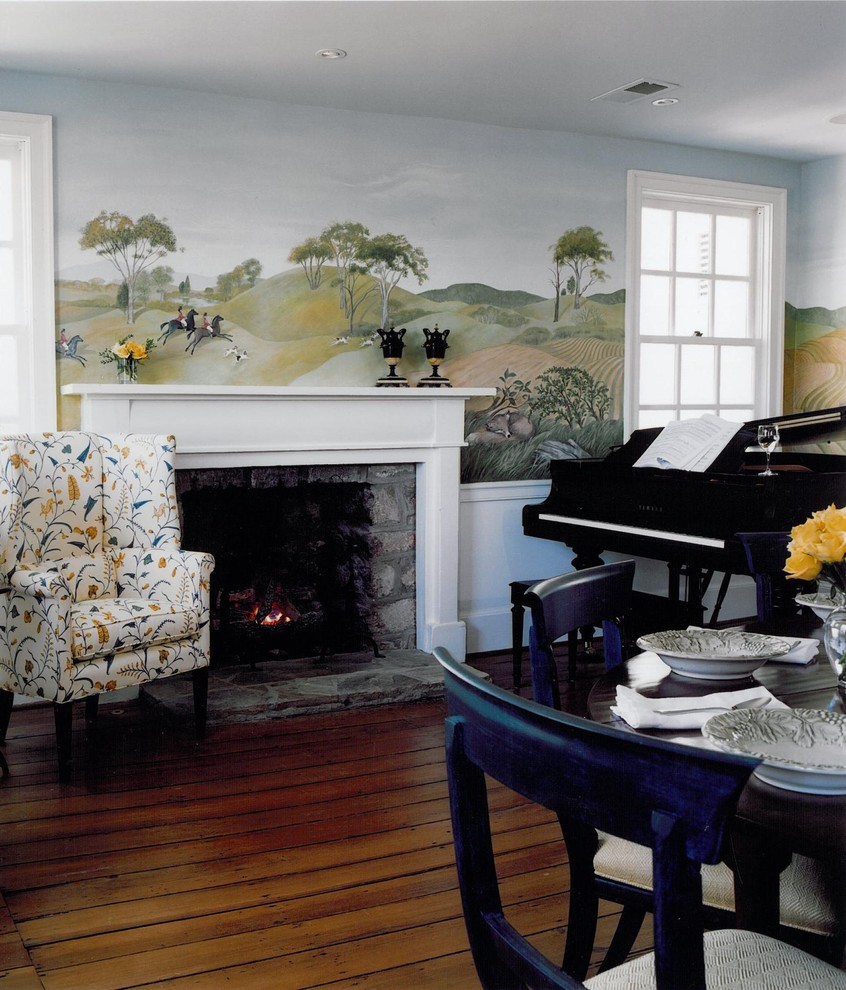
left=824, top=606, right=846, bottom=679
left=116, top=358, right=138, bottom=384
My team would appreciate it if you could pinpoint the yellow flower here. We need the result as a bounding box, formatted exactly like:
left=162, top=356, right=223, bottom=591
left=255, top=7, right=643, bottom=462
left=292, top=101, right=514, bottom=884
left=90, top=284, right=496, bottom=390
left=126, top=341, right=147, bottom=360
left=785, top=503, right=846, bottom=583
left=112, top=343, right=132, bottom=359
left=784, top=549, right=822, bottom=582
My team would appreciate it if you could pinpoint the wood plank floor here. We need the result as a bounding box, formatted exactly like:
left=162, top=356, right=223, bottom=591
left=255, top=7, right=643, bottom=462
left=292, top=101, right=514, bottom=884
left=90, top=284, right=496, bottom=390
left=0, top=651, right=651, bottom=989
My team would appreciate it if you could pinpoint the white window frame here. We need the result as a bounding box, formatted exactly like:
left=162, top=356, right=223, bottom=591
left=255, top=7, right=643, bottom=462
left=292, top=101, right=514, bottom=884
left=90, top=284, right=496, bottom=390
left=624, top=170, right=786, bottom=437
left=0, top=111, right=56, bottom=431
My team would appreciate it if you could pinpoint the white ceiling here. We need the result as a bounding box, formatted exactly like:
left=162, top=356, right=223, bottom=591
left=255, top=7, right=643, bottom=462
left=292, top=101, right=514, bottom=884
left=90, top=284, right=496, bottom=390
left=2, top=0, right=846, bottom=163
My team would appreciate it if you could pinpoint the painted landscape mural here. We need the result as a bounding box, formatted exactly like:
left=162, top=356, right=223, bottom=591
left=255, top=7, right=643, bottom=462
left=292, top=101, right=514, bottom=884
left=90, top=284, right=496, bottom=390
left=56, top=213, right=625, bottom=483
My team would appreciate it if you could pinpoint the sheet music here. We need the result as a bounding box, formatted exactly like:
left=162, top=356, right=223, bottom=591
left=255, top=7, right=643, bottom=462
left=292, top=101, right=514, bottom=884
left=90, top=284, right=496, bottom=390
left=633, top=415, right=744, bottom=472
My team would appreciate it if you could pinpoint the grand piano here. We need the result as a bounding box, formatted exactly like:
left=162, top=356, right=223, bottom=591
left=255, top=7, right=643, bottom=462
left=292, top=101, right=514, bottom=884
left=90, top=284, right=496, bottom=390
left=522, top=406, right=846, bottom=625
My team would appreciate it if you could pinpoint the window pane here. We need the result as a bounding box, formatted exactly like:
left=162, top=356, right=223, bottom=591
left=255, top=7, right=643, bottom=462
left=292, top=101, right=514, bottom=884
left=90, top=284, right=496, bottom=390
left=676, top=211, right=711, bottom=273
left=640, top=343, right=676, bottom=403
left=639, top=409, right=675, bottom=428
left=719, top=346, right=755, bottom=404
left=714, top=281, right=749, bottom=338
left=680, top=344, right=716, bottom=404
left=640, top=275, right=670, bottom=335
left=674, top=277, right=709, bottom=336
left=0, top=159, right=11, bottom=240
left=0, top=336, right=19, bottom=420
left=641, top=207, right=672, bottom=270
left=715, top=215, right=750, bottom=276
left=0, top=247, right=15, bottom=325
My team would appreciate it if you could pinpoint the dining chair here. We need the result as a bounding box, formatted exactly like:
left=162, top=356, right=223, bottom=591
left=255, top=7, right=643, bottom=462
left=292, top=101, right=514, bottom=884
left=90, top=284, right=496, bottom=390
left=736, top=531, right=805, bottom=621
left=524, top=560, right=841, bottom=972
left=523, top=561, right=635, bottom=709
left=434, top=646, right=846, bottom=990
left=0, top=432, right=214, bottom=781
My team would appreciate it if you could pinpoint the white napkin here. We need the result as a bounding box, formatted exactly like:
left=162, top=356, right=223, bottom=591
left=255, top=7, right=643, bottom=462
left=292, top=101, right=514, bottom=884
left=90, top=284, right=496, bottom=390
left=611, top=683, right=787, bottom=730
left=768, top=637, right=819, bottom=665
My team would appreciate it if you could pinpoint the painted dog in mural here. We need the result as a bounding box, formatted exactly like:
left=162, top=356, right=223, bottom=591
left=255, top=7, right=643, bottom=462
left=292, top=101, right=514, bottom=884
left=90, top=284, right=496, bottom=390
left=186, top=314, right=232, bottom=355
left=159, top=308, right=198, bottom=344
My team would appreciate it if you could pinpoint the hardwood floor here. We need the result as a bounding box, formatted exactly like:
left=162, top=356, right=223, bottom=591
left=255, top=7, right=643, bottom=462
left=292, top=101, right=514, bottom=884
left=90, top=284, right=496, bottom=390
left=0, top=651, right=649, bottom=989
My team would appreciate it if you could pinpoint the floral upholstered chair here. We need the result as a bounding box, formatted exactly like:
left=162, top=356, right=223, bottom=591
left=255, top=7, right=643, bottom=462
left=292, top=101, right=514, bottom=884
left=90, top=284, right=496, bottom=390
left=0, top=432, right=214, bottom=781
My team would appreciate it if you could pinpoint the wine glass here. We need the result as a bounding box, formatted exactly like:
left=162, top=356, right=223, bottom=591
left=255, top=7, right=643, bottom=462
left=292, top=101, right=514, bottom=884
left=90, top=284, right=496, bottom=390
left=757, top=423, right=779, bottom=476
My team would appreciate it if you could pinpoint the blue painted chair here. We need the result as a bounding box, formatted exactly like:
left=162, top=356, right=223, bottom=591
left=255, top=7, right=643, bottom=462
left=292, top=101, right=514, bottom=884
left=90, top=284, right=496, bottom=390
left=434, top=647, right=846, bottom=989
left=523, top=561, right=635, bottom=710
left=736, top=531, right=798, bottom=621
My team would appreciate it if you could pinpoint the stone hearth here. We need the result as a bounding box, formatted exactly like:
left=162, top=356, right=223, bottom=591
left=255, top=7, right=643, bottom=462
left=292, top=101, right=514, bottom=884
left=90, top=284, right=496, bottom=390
left=140, top=648, right=446, bottom=722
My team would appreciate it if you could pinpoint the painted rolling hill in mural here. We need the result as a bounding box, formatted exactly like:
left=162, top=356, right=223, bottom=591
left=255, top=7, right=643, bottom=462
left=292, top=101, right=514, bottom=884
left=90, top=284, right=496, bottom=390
left=56, top=269, right=625, bottom=482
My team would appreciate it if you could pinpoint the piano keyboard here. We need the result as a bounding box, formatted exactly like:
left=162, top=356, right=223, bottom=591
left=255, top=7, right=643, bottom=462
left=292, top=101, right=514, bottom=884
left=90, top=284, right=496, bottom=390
left=537, top=513, right=727, bottom=549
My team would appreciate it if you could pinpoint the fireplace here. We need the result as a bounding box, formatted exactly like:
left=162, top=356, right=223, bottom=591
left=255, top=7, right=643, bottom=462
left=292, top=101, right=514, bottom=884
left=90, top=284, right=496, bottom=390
left=178, top=463, right=416, bottom=665
left=62, top=384, right=494, bottom=660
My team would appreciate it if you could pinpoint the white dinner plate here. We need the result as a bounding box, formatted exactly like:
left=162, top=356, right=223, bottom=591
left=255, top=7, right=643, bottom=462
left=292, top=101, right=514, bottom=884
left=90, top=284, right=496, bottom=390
left=703, top=707, right=846, bottom=794
left=635, top=629, right=791, bottom=681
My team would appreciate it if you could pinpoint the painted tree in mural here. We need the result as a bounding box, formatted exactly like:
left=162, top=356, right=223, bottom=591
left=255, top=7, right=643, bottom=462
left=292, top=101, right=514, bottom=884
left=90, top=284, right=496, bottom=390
left=320, top=221, right=371, bottom=316
left=79, top=211, right=178, bottom=324
left=552, top=226, right=613, bottom=310
left=338, top=262, right=379, bottom=334
left=360, top=233, right=429, bottom=328
left=548, top=250, right=565, bottom=322
left=150, top=265, right=174, bottom=302
left=241, top=258, right=263, bottom=287
left=288, top=237, right=331, bottom=289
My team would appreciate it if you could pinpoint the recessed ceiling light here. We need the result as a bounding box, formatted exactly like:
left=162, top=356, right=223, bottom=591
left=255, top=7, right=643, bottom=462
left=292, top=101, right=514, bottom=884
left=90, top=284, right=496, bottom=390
left=652, top=98, right=679, bottom=107
left=830, top=113, right=846, bottom=125
left=316, top=48, right=347, bottom=60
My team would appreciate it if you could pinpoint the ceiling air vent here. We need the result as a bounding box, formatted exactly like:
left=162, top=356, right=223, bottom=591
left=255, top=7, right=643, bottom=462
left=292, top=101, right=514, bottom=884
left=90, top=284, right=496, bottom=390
left=591, top=79, right=680, bottom=105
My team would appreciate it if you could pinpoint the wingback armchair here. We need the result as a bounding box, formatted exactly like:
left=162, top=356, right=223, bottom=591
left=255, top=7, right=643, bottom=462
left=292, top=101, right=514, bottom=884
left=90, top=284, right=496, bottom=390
left=0, top=432, right=214, bottom=780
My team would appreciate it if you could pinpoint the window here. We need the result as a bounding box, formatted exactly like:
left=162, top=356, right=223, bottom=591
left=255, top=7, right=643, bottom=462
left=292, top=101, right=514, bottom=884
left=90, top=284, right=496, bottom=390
left=625, top=171, right=786, bottom=433
left=0, top=111, right=55, bottom=431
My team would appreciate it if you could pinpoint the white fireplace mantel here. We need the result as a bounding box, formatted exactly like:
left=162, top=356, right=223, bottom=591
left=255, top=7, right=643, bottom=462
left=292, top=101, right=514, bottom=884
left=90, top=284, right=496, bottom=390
left=63, top=384, right=494, bottom=660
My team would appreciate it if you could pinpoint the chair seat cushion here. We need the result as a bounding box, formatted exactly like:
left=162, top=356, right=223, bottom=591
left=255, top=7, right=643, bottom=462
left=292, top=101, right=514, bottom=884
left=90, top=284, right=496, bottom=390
left=70, top=597, right=199, bottom=661
left=584, top=929, right=846, bottom=989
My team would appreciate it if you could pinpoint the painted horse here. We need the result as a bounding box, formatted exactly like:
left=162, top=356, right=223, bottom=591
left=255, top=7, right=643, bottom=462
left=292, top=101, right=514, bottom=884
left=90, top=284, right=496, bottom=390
left=186, top=314, right=232, bottom=355
left=159, top=308, right=198, bottom=344
left=56, top=334, right=86, bottom=365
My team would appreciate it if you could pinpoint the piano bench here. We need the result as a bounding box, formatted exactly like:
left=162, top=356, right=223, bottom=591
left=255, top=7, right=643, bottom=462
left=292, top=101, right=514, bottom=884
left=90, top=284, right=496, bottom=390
left=510, top=579, right=546, bottom=690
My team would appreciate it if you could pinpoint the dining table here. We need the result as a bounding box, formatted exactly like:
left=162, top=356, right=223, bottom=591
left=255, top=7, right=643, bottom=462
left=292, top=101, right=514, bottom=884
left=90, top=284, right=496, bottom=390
left=587, top=612, right=846, bottom=966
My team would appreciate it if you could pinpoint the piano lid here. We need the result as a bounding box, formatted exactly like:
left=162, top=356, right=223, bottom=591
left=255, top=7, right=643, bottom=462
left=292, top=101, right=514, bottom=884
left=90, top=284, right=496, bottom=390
left=607, top=405, right=846, bottom=473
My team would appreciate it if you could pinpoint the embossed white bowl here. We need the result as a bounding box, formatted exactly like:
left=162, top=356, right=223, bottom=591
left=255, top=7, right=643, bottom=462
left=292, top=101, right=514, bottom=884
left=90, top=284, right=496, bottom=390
left=636, top=629, right=791, bottom=681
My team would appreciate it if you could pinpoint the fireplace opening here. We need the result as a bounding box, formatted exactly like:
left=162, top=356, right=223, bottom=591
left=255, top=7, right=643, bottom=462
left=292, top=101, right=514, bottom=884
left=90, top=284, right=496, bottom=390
left=178, top=465, right=416, bottom=666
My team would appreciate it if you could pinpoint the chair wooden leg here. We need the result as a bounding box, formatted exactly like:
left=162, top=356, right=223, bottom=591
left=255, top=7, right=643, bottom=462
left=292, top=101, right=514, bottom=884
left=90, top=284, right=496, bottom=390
left=53, top=702, right=74, bottom=783
left=598, top=904, right=647, bottom=973
left=84, top=695, right=100, bottom=725
left=0, top=689, right=14, bottom=742
left=510, top=602, right=525, bottom=690
left=193, top=667, right=209, bottom=740
left=0, top=750, right=8, bottom=778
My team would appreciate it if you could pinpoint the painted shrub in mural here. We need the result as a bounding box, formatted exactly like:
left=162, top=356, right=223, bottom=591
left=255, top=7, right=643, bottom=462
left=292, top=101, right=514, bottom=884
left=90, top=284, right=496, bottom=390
left=57, top=213, right=625, bottom=483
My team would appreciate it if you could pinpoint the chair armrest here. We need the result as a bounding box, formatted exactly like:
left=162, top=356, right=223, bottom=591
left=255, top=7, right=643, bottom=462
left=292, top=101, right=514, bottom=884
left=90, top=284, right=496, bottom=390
left=114, top=547, right=215, bottom=610
left=9, top=564, right=73, bottom=600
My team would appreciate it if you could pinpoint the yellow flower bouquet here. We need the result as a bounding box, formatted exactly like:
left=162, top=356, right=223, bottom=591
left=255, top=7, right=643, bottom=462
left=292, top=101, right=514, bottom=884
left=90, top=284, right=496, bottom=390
left=784, top=503, right=846, bottom=602
left=99, top=334, right=156, bottom=383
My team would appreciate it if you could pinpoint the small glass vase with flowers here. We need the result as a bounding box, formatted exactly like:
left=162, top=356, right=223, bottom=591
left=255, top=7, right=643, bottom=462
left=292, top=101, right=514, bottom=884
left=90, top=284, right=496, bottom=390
left=99, top=334, right=156, bottom=383
left=784, top=503, right=846, bottom=678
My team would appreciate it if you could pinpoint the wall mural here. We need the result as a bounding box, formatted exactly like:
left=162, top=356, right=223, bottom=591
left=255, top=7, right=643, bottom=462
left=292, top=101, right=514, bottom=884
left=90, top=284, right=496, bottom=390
left=784, top=303, right=846, bottom=420
left=56, top=212, right=625, bottom=484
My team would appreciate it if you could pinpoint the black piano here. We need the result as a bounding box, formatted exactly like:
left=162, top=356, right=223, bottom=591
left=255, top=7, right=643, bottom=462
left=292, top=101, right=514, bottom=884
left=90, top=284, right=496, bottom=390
left=522, top=406, right=846, bottom=625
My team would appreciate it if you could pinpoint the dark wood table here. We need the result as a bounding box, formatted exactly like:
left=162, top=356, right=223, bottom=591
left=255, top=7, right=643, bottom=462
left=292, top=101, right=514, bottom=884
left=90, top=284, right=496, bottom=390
left=587, top=616, right=846, bottom=961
